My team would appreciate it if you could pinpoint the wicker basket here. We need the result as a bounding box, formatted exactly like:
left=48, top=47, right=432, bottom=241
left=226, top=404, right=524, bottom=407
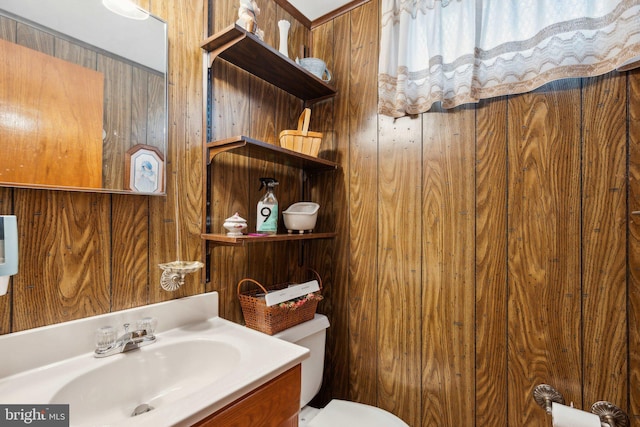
left=279, top=108, right=323, bottom=157
left=237, top=269, right=323, bottom=335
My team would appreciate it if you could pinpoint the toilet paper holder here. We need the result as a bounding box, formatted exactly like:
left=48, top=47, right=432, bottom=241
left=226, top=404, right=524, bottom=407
left=533, top=384, right=629, bottom=427
left=533, top=384, right=564, bottom=414
left=591, top=401, right=629, bottom=427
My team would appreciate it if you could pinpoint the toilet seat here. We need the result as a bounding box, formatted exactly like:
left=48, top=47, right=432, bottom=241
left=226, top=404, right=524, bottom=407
left=306, top=399, right=409, bottom=427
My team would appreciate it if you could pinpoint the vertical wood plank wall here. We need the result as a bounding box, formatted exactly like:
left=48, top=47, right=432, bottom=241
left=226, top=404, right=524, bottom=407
left=1, top=1, right=640, bottom=427
left=312, top=1, right=640, bottom=426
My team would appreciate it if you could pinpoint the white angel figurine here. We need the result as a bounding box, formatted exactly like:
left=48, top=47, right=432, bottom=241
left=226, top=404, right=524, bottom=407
left=236, top=0, right=264, bottom=40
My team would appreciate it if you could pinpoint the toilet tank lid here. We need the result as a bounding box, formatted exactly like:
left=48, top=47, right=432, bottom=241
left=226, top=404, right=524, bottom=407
left=273, top=314, right=329, bottom=343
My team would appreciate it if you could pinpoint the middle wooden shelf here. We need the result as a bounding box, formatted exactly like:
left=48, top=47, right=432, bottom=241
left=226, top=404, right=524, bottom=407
left=205, top=135, right=339, bottom=172
left=203, top=135, right=340, bottom=246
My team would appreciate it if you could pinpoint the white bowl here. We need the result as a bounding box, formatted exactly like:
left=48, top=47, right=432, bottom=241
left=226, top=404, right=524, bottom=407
left=282, top=202, right=319, bottom=233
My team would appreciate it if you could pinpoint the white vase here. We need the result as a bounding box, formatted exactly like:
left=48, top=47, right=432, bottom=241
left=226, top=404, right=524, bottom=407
left=278, top=20, right=290, bottom=58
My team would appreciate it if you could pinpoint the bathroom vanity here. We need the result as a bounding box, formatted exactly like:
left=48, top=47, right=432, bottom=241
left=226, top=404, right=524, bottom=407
left=0, top=293, right=307, bottom=426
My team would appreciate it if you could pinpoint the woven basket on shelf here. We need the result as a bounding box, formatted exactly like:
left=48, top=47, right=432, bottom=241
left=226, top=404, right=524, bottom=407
left=279, top=108, right=323, bottom=157
left=237, top=269, right=323, bottom=335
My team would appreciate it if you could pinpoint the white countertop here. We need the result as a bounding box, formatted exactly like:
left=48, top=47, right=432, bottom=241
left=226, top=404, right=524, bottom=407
left=0, top=292, right=309, bottom=426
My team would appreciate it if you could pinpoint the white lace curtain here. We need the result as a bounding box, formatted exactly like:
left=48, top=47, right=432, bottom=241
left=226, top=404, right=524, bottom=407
left=378, top=0, right=640, bottom=118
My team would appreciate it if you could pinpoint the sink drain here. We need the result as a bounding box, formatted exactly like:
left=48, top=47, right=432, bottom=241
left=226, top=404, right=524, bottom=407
left=132, top=403, right=154, bottom=417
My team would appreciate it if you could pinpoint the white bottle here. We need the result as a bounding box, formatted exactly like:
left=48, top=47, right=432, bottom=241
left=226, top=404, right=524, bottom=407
left=257, top=178, right=279, bottom=234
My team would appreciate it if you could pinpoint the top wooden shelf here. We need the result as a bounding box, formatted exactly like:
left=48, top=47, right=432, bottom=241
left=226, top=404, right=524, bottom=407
left=201, top=24, right=337, bottom=102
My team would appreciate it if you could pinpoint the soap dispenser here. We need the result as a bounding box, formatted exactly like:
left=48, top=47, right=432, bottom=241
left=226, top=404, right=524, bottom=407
left=0, top=215, right=18, bottom=296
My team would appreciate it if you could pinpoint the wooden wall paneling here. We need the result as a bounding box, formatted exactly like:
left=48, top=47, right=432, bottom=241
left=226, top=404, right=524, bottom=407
left=127, top=66, right=167, bottom=187
left=507, top=80, right=582, bottom=426
left=16, top=22, right=53, bottom=53
left=0, top=15, right=16, bottom=41
left=313, top=14, right=351, bottom=404
left=309, top=20, right=341, bottom=406
left=171, top=0, right=206, bottom=297
left=131, top=67, right=150, bottom=148
left=13, top=190, right=111, bottom=331
left=272, top=0, right=311, bottom=30
left=378, top=113, right=422, bottom=426
left=581, top=73, right=628, bottom=409
left=0, top=190, right=12, bottom=215
left=0, top=188, right=13, bottom=334
left=210, top=0, right=238, bottom=34
left=310, top=1, right=373, bottom=30
left=55, top=38, right=97, bottom=69
left=99, top=54, right=132, bottom=190
left=146, top=72, right=166, bottom=150
left=309, top=24, right=335, bottom=161
left=209, top=0, right=251, bottom=321
left=628, top=69, right=640, bottom=422
left=347, top=0, right=379, bottom=407
left=149, top=0, right=205, bottom=304
left=421, top=104, right=476, bottom=426
left=475, top=97, right=508, bottom=426
left=111, top=195, right=150, bottom=311
left=207, top=146, right=250, bottom=321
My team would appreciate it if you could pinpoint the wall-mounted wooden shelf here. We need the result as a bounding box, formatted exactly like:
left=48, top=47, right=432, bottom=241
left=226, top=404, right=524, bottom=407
left=201, top=24, right=336, bottom=102
left=201, top=232, right=338, bottom=246
left=203, top=136, right=339, bottom=246
left=201, top=26, right=339, bottom=278
left=206, top=135, right=339, bottom=173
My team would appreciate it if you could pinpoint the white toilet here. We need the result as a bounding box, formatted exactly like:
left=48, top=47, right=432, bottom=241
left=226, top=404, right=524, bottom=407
left=274, top=314, right=409, bottom=427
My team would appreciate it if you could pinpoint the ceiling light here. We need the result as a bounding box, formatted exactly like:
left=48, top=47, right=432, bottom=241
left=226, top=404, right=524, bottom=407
left=102, top=0, right=149, bottom=20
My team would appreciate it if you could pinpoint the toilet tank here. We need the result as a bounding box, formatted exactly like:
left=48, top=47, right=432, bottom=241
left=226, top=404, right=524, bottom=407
left=273, top=314, right=330, bottom=407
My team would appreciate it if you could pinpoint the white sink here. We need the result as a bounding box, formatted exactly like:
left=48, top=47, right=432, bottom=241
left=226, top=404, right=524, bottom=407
left=0, top=293, right=308, bottom=426
left=51, top=340, right=240, bottom=426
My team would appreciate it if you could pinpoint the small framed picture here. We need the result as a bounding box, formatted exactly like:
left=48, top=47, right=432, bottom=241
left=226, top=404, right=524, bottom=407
left=124, top=144, right=165, bottom=194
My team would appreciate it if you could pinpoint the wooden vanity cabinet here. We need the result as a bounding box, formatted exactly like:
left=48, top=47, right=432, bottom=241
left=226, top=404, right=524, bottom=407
left=193, top=365, right=301, bottom=427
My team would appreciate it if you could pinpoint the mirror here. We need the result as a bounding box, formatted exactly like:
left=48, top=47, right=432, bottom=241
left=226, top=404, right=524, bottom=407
left=0, top=0, right=167, bottom=194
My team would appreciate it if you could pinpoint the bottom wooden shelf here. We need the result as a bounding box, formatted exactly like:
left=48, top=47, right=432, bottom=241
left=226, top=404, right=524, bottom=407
left=202, top=232, right=337, bottom=246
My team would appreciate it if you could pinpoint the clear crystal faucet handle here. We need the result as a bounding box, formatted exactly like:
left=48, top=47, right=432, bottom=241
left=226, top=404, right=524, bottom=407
left=136, top=317, right=157, bottom=335
left=95, top=326, right=116, bottom=351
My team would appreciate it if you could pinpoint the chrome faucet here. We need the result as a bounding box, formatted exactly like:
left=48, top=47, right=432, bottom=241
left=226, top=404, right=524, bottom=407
left=94, top=318, right=156, bottom=358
